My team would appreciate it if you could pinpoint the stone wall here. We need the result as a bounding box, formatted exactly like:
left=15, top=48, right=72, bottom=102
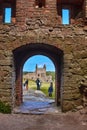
left=0, top=0, right=86, bottom=25
left=0, top=23, right=87, bottom=111
left=0, top=0, right=87, bottom=112
left=85, top=0, right=87, bottom=18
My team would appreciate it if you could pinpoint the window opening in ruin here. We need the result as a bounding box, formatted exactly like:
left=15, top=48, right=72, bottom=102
left=22, top=55, right=56, bottom=112
left=35, top=0, right=45, bottom=8
left=4, top=7, right=11, bottom=23
left=62, top=9, right=69, bottom=24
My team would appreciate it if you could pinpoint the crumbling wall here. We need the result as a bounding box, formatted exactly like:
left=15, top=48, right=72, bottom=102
left=0, top=23, right=87, bottom=111
left=0, top=0, right=87, bottom=112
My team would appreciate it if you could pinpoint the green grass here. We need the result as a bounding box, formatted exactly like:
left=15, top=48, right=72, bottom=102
left=24, top=80, right=55, bottom=99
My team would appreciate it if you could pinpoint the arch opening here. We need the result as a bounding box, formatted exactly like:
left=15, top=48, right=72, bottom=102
left=22, top=55, right=56, bottom=108
left=13, top=43, right=64, bottom=113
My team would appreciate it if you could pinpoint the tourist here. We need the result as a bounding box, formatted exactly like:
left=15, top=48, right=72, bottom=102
left=36, top=78, right=41, bottom=90
left=24, top=79, right=28, bottom=90
left=48, top=82, right=53, bottom=97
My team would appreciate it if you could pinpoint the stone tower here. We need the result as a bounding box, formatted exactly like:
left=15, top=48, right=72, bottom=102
left=0, top=0, right=87, bottom=112
left=23, top=64, right=52, bottom=82
left=35, top=64, right=46, bottom=77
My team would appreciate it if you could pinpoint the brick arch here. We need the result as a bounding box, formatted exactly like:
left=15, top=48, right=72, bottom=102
left=13, top=43, right=64, bottom=108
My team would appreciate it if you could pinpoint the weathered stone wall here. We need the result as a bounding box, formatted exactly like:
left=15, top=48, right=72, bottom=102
left=0, top=0, right=86, bottom=25
left=0, top=23, right=87, bottom=111
left=85, top=0, right=87, bottom=18
left=0, top=0, right=87, bottom=112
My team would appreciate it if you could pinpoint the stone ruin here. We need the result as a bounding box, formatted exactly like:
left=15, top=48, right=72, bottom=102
left=0, top=0, right=87, bottom=112
left=23, top=64, right=52, bottom=82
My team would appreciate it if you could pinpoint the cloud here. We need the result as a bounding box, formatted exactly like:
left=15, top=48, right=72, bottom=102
left=38, top=64, right=43, bottom=68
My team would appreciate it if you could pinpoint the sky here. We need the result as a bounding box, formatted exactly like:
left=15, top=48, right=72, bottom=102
left=4, top=8, right=11, bottom=23
left=62, top=9, right=69, bottom=24
left=23, top=55, right=55, bottom=72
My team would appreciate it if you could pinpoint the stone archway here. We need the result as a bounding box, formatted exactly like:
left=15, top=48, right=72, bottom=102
left=13, top=43, right=64, bottom=109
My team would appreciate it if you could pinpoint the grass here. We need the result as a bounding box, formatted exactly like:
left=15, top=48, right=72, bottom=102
left=23, top=79, right=55, bottom=99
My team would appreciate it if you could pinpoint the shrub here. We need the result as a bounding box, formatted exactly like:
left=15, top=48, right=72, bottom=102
left=0, top=101, right=11, bottom=114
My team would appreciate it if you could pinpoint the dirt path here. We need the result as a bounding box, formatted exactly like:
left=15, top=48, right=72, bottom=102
left=0, top=90, right=87, bottom=130
left=0, top=109, right=87, bottom=130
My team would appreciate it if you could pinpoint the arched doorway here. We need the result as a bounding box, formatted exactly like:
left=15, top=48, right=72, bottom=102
left=22, top=55, right=55, bottom=107
left=13, top=43, right=64, bottom=110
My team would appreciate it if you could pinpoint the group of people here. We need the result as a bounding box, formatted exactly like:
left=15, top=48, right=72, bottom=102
left=24, top=78, right=54, bottom=97
left=36, top=78, right=53, bottom=97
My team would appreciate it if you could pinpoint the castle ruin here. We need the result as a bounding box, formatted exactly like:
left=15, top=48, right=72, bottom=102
left=23, top=64, right=52, bottom=82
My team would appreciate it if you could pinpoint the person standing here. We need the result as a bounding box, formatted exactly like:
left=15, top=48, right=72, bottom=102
left=36, top=78, right=41, bottom=90
left=24, top=79, right=28, bottom=90
left=48, top=82, right=53, bottom=97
